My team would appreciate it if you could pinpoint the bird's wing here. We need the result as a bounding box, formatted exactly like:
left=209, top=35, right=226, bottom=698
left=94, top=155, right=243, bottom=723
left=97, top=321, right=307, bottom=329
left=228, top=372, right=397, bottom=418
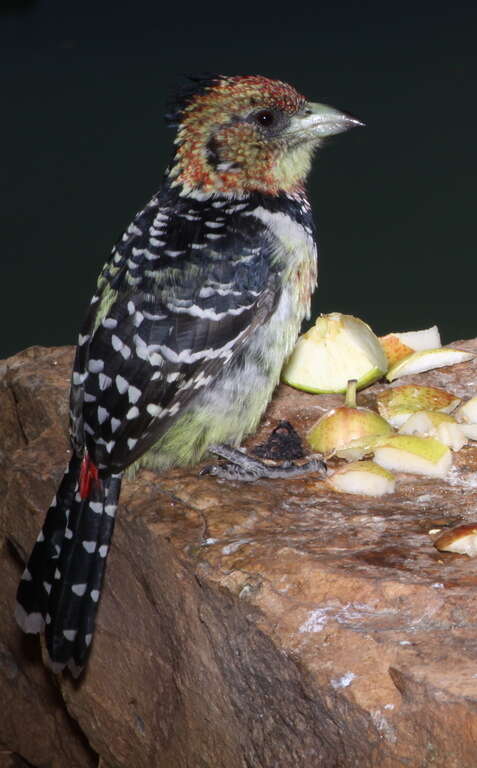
left=69, top=204, right=281, bottom=472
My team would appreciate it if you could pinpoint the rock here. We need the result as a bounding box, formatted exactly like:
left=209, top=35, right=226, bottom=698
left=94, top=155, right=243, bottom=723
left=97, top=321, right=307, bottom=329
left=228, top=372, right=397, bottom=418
left=2, top=342, right=477, bottom=767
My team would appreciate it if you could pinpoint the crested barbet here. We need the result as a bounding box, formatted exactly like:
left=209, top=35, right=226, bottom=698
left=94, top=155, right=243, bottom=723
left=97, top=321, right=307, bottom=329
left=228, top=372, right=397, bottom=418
left=16, top=74, right=362, bottom=675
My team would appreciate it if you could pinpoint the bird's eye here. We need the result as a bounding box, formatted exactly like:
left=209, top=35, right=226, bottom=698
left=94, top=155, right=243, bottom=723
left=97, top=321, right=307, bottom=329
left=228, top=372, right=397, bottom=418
left=254, top=109, right=275, bottom=127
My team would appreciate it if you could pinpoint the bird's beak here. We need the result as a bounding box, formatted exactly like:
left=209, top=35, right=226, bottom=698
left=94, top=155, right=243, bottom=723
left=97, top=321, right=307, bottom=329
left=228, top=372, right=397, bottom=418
left=294, top=102, right=364, bottom=138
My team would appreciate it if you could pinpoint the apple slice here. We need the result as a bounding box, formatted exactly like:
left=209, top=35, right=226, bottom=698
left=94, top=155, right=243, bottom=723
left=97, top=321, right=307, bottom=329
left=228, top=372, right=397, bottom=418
left=434, top=524, right=477, bottom=557
left=461, top=423, right=477, bottom=441
left=376, top=385, right=461, bottom=428
left=308, top=380, right=392, bottom=455
left=398, top=411, right=467, bottom=451
left=373, top=435, right=452, bottom=478
left=379, top=326, right=441, bottom=367
left=328, top=461, right=395, bottom=496
left=282, top=312, right=388, bottom=394
left=454, top=395, right=477, bottom=424
left=386, top=348, right=474, bottom=382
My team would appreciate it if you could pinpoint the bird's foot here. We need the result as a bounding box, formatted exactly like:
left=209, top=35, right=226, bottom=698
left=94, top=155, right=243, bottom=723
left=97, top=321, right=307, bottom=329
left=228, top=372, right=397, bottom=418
left=200, top=443, right=326, bottom=482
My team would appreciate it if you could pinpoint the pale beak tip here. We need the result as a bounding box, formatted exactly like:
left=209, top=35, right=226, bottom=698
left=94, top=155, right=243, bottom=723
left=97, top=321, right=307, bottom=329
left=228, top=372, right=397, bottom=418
left=345, top=113, right=365, bottom=128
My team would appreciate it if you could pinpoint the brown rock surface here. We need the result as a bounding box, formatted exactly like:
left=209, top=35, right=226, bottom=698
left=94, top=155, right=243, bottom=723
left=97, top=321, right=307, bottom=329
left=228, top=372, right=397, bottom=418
left=2, top=341, right=477, bottom=767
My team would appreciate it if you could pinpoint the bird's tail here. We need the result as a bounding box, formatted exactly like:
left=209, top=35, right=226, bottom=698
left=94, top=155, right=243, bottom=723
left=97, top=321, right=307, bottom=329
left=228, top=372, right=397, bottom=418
left=15, top=453, right=122, bottom=676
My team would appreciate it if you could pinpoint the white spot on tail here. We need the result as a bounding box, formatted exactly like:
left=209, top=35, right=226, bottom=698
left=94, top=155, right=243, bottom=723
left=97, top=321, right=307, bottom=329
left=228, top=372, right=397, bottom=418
left=71, top=583, right=87, bottom=596
left=88, top=359, right=104, bottom=373
left=15, top=604, right=44, bottom=634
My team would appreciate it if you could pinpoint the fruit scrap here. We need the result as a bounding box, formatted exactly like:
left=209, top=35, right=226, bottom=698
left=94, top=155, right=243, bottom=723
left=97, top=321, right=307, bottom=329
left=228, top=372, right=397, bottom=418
left=398, top=411, right=467, bottom=451
left=376, top=385, right=461, bottom=428
left=461, top=424, right=477, bottom=440
left=282, top=312, right=387, bottom=394
left=307, top=379, right=392, bottom=456
left=327, top=460, right=395, bottom=496
left=433, top=524, right=477, bottom=557
left=379, top=325, right=441, bottom=367
left=373, top=435, right=452, bottom=478
left=455, top=395, right=477, bottom=425
left=386, top=348, right=474, bottom=382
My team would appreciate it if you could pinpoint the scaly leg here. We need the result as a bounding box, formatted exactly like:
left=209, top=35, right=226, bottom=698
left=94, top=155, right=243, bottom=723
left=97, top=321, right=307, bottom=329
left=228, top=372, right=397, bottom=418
left=201, top=443, right=326, bottom=482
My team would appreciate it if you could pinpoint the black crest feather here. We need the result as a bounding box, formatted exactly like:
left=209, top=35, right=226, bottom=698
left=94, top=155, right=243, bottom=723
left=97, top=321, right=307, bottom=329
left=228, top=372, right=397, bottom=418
left=165, top=73, right=226, bottom=127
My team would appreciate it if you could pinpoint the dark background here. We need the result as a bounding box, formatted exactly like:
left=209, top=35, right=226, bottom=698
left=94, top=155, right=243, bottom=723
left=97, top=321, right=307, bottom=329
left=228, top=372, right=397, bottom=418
left=2, top=0, right=476, bottom=358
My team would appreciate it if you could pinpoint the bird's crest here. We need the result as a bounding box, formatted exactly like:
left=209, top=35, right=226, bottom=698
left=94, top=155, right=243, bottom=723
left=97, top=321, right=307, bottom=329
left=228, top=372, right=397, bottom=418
left=165, top=73, right=226, bottom=127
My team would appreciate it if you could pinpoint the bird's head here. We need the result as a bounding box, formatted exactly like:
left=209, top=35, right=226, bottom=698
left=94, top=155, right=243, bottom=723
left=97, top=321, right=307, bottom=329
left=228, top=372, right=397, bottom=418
left=166, top=74, right=362, bottom=198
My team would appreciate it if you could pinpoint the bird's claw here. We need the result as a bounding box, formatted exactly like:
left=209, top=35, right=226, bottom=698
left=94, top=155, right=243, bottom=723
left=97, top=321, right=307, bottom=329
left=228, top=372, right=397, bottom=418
left=200, top=444, right=326, bottom=482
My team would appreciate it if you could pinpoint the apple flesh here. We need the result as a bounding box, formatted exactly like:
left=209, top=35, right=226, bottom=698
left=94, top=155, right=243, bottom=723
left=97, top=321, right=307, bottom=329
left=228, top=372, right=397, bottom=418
left=434, top=524, right=477, bottom=557
left=282, top=312, right=388, bottom=394
left=328, top=461, right=395, bottom=496
left=398, top=411, right=467, bottom=451
left=379, top=326, right=441, bottom=367
left=390, top=325, right=441, bottom=351
left=373, top=435, right=452, bottom=478
left=461, top=423, right=477, bottom=441
left=455, top=395, right=477, bottom=424
left=334, top=434, right=393, bottom=461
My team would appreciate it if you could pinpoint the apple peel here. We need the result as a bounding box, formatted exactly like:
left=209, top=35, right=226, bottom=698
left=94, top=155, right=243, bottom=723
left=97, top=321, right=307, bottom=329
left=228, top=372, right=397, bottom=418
left=434, top=524, right=477, bottom=557
left=307, top=379, right=392, bottom=456
left=376, top=385, right=461, bottom=428
left=379, top=335, right=415, bottom=367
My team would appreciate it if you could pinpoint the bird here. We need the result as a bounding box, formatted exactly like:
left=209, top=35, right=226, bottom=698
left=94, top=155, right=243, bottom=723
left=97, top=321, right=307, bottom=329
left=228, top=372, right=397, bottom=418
left=15, top=74, right=362, bottom=676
